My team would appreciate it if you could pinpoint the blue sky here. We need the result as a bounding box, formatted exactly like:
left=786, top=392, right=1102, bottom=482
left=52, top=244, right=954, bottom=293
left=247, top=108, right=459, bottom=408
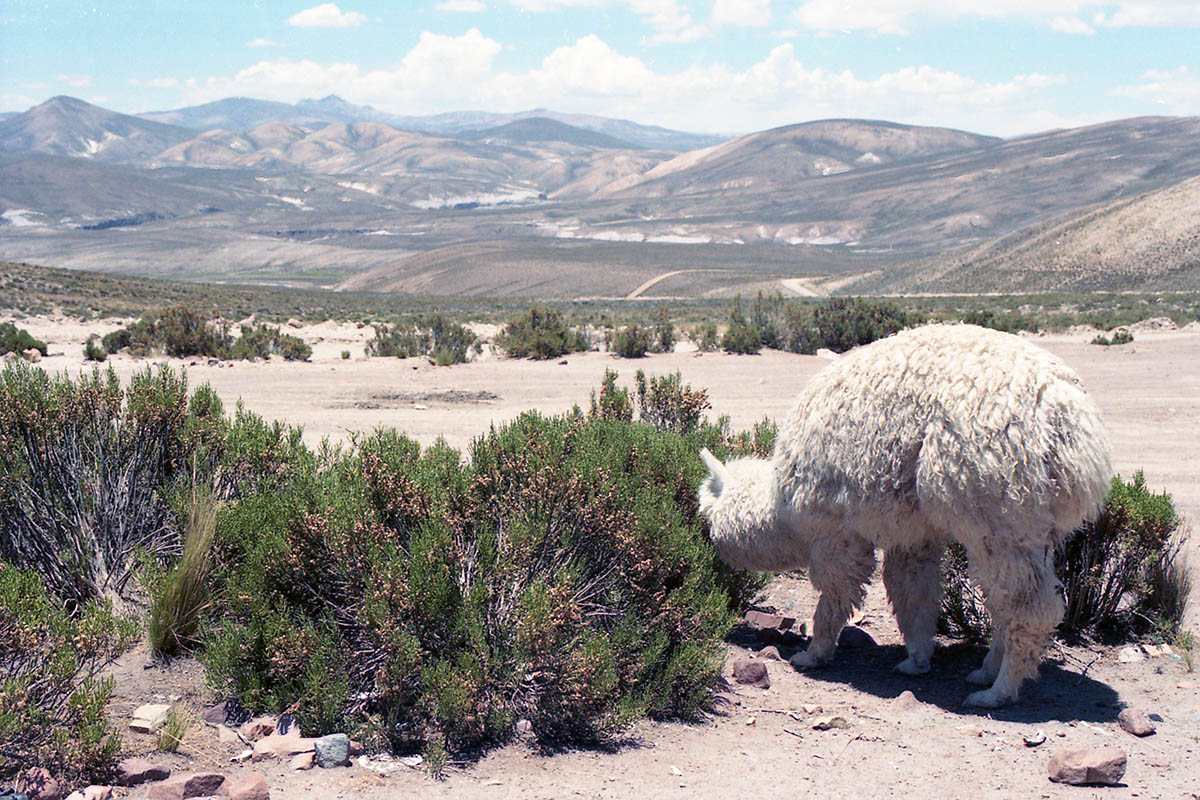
left=2, top=0, right=1198, bottom=136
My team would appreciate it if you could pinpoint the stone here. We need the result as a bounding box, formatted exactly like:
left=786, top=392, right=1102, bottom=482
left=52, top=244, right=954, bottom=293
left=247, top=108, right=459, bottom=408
left=837, top=626, right=877, bottom=648
left=146, top=773, right=227, bottom=800
left=217, top=724, right=242, bottom=744
left=116, top=758, right=171, bottom=786
left=130, top=703, right=172, bottom=733
left=231, top=750, right=253, bottom=764
left=891, top=690, right=922, bottom=711
left=1047, top=747, right=1127, bottom=785
left=732, top=659, right=770, bottom=689
left=238, top=716, right=278, bottom=742
left=349, top=739, right=364, bottom=756
left=202, top=698, right=249, bottom=727
left=800, top=704, right=822, bottom=715
left=64, top=788, right=111, bottom=800
left=290, top=752, right=315, bottom=771
left=251, top=734, right=316, bottom=762
left=15, top=768, right=60, bottom=800
left=1117, top=708, right=1156, bottom=737
left=758, top=645, right=783, bottom=661
left=1177, top=680, right=1197, bottom=689
left=811, top=715, right=850, bottom=730
left=1117, top=646, right=1144, bottom=663
left=315, top=733, right=351, bottom=768
left=286, top=318, right=303, bottom=329
left=21, top=349, right=41, bottom=363
left=1023, top=731, right=1047, bottom=747
left=744, top=610, right=796, bottom=634
left=224, top=773, right=269, bottom=800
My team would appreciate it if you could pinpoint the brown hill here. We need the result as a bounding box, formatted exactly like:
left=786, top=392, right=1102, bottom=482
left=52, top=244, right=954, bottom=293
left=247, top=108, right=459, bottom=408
left=0, top=96, right=194, bottom=163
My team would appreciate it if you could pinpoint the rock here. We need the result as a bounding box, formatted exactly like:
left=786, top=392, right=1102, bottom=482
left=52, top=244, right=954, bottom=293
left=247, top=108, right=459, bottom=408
left=732, top=659, right=770, bottom=689
left=315, top=733, right=351, bottom=768
left=1023, top=730, right=1047, bottom=747
left=130, top=703, right=172, bottom=733
left=238, top=716, right=278, bottom=742
left=1117, top=646, right=1144, bottom=663
left=64, top=788, right=111, bottom=800
left=349, top=739, right=364, bottom=756
left=216, top=724, right=242, bottom=744
left=758, top=645, right=783, bottom=661
left=1117, top=708, right=1156, bottom=737
left=116, top=758, right=171, bottom=786
left=22, top=349, right=41, bottom=363
left=15, top=768, right=60, bottom=800
left=202, top=699, right=249, bottom=727
left=231, top=750, right=253, bottom=764
left=891, top=690, right=922, bottom=711
left=515, top=718, right=535, bottom=741
left=290, top=752, right=315, bottom=771
left=811, top=715, right=850, bottom=730
left=224, top=773, right=269, bottom=800
left=1177, top=680, right=1197, bottom=689
left=837, top=626, right=877, bottom=648
left=251, top=734, right=316, bottom=762
left=712, top=691, right=741, bottom=708
left=275, top=713, right=301, bottom=737
left=1140, top=644, right=1161, bottom=657
left=146, top=773, right=227, bottom=800
left=800, top=704, right=823, bottom=715
left=744, top=610, right=796, bottom=634
left=286, top=318, right=303, bottom=329
left=1048, top=747, right=1127, bottom=785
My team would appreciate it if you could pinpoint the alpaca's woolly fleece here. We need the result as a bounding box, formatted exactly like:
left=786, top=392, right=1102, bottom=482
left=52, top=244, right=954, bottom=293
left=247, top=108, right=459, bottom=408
left=698, top=324, right=1112, bottom=707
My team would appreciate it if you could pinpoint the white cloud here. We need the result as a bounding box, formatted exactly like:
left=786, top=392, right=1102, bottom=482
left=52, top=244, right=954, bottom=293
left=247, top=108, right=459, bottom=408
left=147, top=77, right=180, bottom=88
left=1050, top=15, right=1096, bottom=33
left=287, top=3, right=368, bottom=28
left=56, top=73, right=93, bottom=87
left=247, top=37, right=284, bottom=47
left=501, top=0, right=697, bottom=42
left=1114, top=66, right=1200, bottom=113
left=1093, top=2, right=1200, bottom=26
left=712, top=0, right=771, bottom=27
left=437, top=0, right=487, bottom=9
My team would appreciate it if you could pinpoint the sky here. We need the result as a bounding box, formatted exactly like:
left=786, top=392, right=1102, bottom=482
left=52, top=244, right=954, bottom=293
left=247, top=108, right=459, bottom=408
left=1, top=0, right=1198, bottom=137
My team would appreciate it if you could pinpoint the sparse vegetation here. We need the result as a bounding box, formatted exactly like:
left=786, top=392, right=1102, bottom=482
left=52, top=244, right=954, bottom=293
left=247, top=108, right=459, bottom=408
left=83, top=335, right=107, bottom=362
left=147, top=491, right=218, bottom=658
left=496, top=305, right=587, bottom=360
left=0, top=322, right=47, bottom=357
left=612, top=323, right=652, bottom=358
left=1091, top=328, right=1134, bottom=346
left=367, top=314, right=478, bottom=365
left=156, top=706, right=192, bottom=753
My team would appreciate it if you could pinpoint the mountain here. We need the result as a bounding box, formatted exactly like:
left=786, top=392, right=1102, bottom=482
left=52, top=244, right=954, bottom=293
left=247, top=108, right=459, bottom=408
left=0, top=96, right=194, bottom=162
left=597, top=119, right=1001, bottom=198
left=460, top=117, right=637, bottom=149
left=140, top=96, right=331, bottom=131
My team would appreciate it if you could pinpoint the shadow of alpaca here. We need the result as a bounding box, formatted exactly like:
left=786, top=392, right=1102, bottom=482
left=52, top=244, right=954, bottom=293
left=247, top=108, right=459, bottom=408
left=742, top=637, right=1123, bottom=724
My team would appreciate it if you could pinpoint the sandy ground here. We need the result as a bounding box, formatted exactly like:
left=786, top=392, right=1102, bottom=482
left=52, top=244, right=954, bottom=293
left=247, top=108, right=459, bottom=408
left=9, top=316, right=1200, bottom=799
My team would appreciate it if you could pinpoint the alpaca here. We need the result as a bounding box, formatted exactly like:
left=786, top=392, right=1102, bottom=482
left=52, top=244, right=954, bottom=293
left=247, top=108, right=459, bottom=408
left=698, top=324, right=1112, bottom=707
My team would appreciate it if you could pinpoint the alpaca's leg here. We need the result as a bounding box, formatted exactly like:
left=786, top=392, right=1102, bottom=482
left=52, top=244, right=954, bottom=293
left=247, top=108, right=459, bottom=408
left=967, top=608, right=1007, bottom=686
left=791, top=535, right=876, bottom=669
left=964, top=546, right=1064, bottom=708
left=883, top=541, right=944, bottom=676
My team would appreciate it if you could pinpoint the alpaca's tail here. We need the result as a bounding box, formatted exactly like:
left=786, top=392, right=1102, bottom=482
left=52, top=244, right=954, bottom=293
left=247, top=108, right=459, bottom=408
left=1044, top=380, right=1113, bottom=540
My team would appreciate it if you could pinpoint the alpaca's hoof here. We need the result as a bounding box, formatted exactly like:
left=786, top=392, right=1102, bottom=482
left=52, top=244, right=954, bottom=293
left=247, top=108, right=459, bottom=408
left=895, top=657, right=931, bottom=676
left=964, top=687, right=1012, bottom=708
left=966, top=667, right=995, bottom=686
left=789, top=649, right=828, bottom=670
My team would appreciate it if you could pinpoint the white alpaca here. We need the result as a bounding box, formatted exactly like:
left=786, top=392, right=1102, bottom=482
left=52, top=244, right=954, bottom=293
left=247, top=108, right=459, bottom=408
left=698, top=324, right=1112, bottom=707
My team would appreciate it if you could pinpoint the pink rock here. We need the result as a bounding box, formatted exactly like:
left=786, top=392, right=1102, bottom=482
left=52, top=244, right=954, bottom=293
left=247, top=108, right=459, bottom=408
left=744, top=610, right=796, bottom=633
left=1048, top=747, right=1127, bottom=785
left=892, top=690, right=922, bottom=711
left=1117, top=708, right=1156, bottom=737
left=15, top=768, right=61, bottom=800
left=758, top=645, right=783, bottom=661
left=202, top=699, right=248, bottom=727
left=837, top=626, right=877, bottom=648
left=67, top=788, right=112, bottom=800
left=238, top=716, right=278, bottom=742
left=251, top=734, right=317, bottom=761
left=732, top=659, right=770, bottom=689
left=116, top=757, right=171, bottom=786
left=290, top=752, right=315, bottom=771
left=225, top=773, right=270, bottom=800
left=348, top=739, right=364, bottom=756
left=147, top=772, right=227, bottom=800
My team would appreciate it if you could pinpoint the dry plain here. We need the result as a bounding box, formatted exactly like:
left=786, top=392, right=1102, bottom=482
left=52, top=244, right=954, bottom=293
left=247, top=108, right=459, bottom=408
left=9, top=316, right=1200, bottom=799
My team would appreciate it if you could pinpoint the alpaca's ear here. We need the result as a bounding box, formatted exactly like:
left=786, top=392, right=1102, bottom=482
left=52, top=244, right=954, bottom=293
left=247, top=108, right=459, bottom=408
left=700, top=448, right=726, bottom=492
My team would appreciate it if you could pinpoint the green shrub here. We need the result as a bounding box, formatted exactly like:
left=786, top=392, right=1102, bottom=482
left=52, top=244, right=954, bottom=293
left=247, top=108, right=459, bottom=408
left=589, top=369, right=633, bottom=422
left=651, top=307, right=676, bottom=354
left=367, top=314, right=476, bottom=365
left=1092, top=328, right=1134, bottom=346
left=721, top=298, right=761, bottom=355
left=83, top=336, right=107, bottom=362
left=201, top=411, right=763, bottom=754
left=341, top=350, right=351, bottom=360
left=0, top=363, right=204, bottom=607
left=101, top=306, right=230, bottom=358
left=613, top=324, right=652, bottom=358
left=634, top=371, right=711, bottom=435
left=148, top=491, right=218, bottom=658
left=0, top=561, right=136, bottom=785
left=782, top=298, right=911, bottom=355
left=941, top=471, right=1191, bottom=641
left=496, top=306, right=581, bottom=360
left=0, top=322, right=47, bottom=357
left=692, top=321, right=719, bottom=352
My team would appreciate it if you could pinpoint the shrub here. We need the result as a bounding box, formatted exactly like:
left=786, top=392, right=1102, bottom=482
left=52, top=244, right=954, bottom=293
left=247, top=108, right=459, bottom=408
left=83, top=336, right=107, bottom=362
left=692, top=322, right=719, bottom=352
left=1092, top=328, right=1134, bottom=346
left=634, top=370, right=711, bottom=435
left=0, top=561, right=136, bottom=785
left=651, top=307, right=676, bottom=354
left=589, top=369, right=633, bottom=422
left=201, top=411, right=762, bottom=755
left=366, top=322, right=430, bottom=358
left=721, top=298, right=761, bottom=355
left=341, top=350, right=351, bottom=360
left=366, top=314, right=476, bottom=365
left=0, top=322, right=47, bottom=357
left=612, top=324, right=652, bottom=358
left=0, top=363, right=202, bottom=607
left=941, top=472, right=1191, bottom=641
left=496, top=306, right=580, bottom=360
left=147, top=491, right=218, bottom=658
left=101, top=306, right=230, bottom=358
left=782, top=298, right=911, bottom=355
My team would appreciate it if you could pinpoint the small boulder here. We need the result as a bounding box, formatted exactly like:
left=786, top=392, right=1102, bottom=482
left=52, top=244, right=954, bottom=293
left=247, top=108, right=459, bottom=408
left=116, top=758, right=171, bottom=786
left=811, top=715, right=850, bottom=730
left=147, top=773, right=227, bottom=800
left=216, top=724, right=242, bottom=744
left=314, top=733, right=351, bottom=768
left=891, top=690, right=922, bottom=711
left=65, top=788, right=113, bottom=800
left=130, top=703, right=172, bottom=733
left=21, top=349, right=41, bottom=363
left=732, top=659, right=770, bottom=689
left=758, top=645, right=783, bottom=661
left=744, top=610, right=797, bottom=632
left=1048, top=747, right=1127, bottom=786
left=1117, top=708, right=1156, bottom=737
left=251, top=734, right=316, bottom=762
left=224, top=773, right=269, bottom=800
left=238, top=716, right=278, bottom=742
left=286, top=318, right=304, bottom=329
left=202, top=698, right=249, bottom=727
left=1117, top=646, right=1144, bottom=663
left=15, top=767, right=60, bottom=800
left=290, top=752, right=315, bottom=771
left=837, top=626, right=877, bottom=648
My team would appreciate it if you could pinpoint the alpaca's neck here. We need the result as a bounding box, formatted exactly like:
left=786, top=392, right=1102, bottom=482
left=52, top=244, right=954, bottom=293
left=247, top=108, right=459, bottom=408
left=709, top=458, right=807, bottom=572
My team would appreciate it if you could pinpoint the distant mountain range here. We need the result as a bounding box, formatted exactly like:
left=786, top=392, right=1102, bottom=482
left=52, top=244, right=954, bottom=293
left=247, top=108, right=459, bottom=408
left=2, top=94, right=1199, bottom=297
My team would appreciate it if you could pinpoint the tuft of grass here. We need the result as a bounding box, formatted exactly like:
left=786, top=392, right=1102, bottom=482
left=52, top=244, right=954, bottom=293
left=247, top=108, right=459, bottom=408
left=1175, top=631, right=1194, bottom=673
left=157, top=706, right=192, bottom=752
left=148, top=491, right=218, bottom=658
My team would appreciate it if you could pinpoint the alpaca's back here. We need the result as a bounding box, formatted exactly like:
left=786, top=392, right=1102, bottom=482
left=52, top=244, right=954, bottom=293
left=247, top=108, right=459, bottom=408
left=775, top=325, right=1111, bottom=546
